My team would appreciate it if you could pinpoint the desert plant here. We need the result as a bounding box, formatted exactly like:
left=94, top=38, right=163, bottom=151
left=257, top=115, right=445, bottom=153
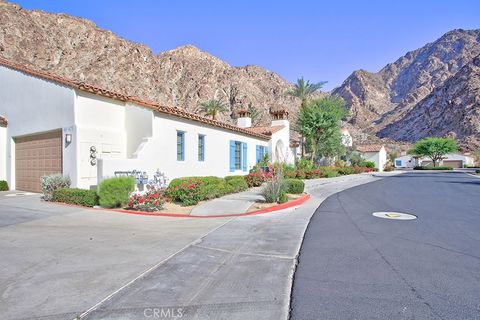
left=41, top=174, right=71, bottom=201
left=51, top=188, right=99, bottom=207
left=284, top=179, right=305, bottom=194
left=97, top=176, right=135, bottom=208
left=262, top=174, right=285, bottom=203
left=0, top=180, right=8, bottom=191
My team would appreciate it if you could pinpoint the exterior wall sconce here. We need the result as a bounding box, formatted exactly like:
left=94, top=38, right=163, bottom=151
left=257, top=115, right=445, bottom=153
left=65, top=133, right=72, bottom=144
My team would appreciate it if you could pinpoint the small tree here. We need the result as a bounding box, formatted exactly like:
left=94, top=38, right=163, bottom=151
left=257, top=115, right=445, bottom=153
left=199, top=99, right=229, bottom=120
left=408, top=137, right=457, bottom=167
left=296, top=96, right=347, bottom=162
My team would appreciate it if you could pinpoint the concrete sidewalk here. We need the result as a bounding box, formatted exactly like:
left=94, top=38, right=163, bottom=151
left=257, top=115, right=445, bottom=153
left=191, top=187, right=264, bottom=216
left=83, top=173, right=394, bottom=320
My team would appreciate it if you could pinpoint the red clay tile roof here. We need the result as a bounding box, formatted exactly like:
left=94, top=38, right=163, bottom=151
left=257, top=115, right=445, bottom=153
left=246, top=125, right=285, bottom=136
left=0, top=57, right=270, bottom=140
left=356, top=144, right=384, bottom=152
left=0, top=115, right=7, bottom=127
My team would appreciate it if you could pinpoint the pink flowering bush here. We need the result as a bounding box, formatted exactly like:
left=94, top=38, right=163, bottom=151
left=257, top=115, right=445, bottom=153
left=127, top=190, right=164, bottom=212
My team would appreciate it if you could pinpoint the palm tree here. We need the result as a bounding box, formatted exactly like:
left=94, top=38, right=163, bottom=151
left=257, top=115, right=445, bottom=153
left=247, top=104, right=262, bottom=126
left=286, top=77, right=327, bottom=108
left=199, top=99, right=229, bottom=120
left=287, top=77, right=327, bottom=156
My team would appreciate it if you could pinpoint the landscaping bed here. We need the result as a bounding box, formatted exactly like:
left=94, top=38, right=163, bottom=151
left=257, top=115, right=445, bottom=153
left=40, top=160, right=374, bottom=215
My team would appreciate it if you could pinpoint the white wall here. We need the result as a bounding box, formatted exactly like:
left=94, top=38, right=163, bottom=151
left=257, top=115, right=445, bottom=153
left=0, top=66, right=76, bottom=189
left=99, top=108, right=270, bottom=184
left=269, top=120, right=294, bottom=164
left=361, top=147, right=386, bottom=172
left=0, top=126, right=6, bottom=181
left=74, top=91, right=128, bottom=189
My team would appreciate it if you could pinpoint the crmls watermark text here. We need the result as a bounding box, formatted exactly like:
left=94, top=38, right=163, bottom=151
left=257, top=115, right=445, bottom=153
left=144, top=307, right=183, bottom=318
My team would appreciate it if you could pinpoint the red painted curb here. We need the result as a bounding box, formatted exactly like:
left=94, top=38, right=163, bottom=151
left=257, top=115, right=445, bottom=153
left=110, top=193, right=311, bottom=219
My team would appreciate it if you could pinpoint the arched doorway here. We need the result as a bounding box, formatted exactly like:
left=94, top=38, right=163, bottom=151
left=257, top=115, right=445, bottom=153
left=275, top=139, right=286, bottom=162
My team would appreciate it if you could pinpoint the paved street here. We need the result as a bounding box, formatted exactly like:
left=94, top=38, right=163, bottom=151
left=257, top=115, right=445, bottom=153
left=291, top=172, right=480, bottom=320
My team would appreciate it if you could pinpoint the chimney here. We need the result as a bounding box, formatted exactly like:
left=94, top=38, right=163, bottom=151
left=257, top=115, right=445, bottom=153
left=236, top=109, right=252, bottom=128
left=270, top=108, right=289, bottom=129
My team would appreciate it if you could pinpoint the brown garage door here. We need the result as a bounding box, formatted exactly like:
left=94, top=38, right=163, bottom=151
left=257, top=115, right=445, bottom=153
left=443, top=160, right=462, bottom=168
left=15, top=130, right=62, bottom=192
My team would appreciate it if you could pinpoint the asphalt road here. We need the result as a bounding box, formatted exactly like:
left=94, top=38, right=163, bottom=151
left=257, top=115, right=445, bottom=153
left=291, top=172, right=480, bottom=320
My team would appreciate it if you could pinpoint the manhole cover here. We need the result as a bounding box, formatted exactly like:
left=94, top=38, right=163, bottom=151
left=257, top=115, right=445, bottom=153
left=372, top=212, right=417, bottom=220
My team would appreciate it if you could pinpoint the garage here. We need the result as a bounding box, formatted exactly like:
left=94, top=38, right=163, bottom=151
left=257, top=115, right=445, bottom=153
left=15, top=130, right=63, bottom=192
left=443, top=160, right=463, bottom=168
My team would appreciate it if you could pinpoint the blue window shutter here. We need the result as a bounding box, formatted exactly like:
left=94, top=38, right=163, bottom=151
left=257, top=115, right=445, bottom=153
left=256, top=145, right=261, bottom=163
left=229, top=141, right=235, bottom=172
left=242, top=143, right=248, bottom=171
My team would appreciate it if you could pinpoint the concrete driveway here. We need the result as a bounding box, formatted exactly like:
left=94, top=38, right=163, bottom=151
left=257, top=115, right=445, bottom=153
left=291, top=172, right=480, bottom=320
left=0, top=173, right=387, bottom=320
left=0, top=192, right=228, bottom=319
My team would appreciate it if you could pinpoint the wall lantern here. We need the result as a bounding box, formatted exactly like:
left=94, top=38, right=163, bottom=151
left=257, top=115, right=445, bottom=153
left=65, top=133, right=72, bottom=144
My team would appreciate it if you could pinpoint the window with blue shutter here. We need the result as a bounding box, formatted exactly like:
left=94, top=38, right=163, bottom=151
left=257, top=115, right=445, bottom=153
left=229, top=140, right=236, bottom=172
left=242, top=143, right=247, bottom=171
left=198, top=134, right=205, bottom=161
left=177, top=131, right=185, bottom=161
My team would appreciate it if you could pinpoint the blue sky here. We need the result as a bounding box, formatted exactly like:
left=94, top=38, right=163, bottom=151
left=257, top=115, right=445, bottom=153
left=15, top=0, right=480, bottom=90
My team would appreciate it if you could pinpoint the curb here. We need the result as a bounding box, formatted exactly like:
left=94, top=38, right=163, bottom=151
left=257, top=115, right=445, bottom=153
left=110, top=193, right=311, bottom=218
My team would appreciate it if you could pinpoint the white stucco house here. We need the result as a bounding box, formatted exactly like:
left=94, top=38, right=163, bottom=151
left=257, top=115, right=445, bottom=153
left=356, top=144, right=387, bottom=172
left=0, top=58, right=294, bottom=192
left=395, top=153, right=474, bottom=168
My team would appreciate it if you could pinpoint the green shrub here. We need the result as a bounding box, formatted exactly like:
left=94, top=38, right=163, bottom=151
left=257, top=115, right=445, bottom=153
left=476, top=169, right=480, bottom=174
left=278, top=192, right=288, bottom=204
left=0, top=180, right=8, bottom=191
left=336, top=167, right=355, bottom=175
left=41, top=174, right=71, bottom=201
left=52, top=188, right=99, bottom=207
left=320, top=167, right=340, bottom=178
left=362, top=161, right=376, bottom=169
left=166, top=176, right=244, bottom=206
left=284, top=179, right=305, bottom=194
left=296, top=158, right=315, bottom=171
left=98, top=176, right=135, bottom=208
left=413, top=166, right=453, bottom=170
left=225, top=176, right=248, bottom=193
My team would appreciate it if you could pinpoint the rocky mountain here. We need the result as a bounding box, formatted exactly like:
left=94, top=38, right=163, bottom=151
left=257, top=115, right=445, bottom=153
left=379, top=55, right=480, bottom=150
left=0, top=1, right=297, bottom=125
left=333, top=29, right=480, bottom=150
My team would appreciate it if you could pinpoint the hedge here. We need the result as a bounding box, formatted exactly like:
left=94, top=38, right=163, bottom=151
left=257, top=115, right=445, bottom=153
left=413, top=166, right=453, bottom=170
left=0, top=180, right=8, bottom=191
left=52, top=188, right=99, bottom=207
left=284, top=179, right=305, bottom=194
left=98, top=176, right=135, bottom=208
left=225, top=176, right=248, bottom=193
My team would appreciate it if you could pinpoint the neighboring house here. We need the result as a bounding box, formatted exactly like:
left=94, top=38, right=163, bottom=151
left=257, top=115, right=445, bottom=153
left=356, top=144, right=387, bottom=172
left=396, top=153, right=475, bottom=168
left=394, top=155, right=415, bottom=168
left=0, top=58, right=294, bottom=192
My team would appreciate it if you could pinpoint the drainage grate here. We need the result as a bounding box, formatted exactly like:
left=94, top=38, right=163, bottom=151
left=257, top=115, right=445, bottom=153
left=372, top=212, right=417, bottom=220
